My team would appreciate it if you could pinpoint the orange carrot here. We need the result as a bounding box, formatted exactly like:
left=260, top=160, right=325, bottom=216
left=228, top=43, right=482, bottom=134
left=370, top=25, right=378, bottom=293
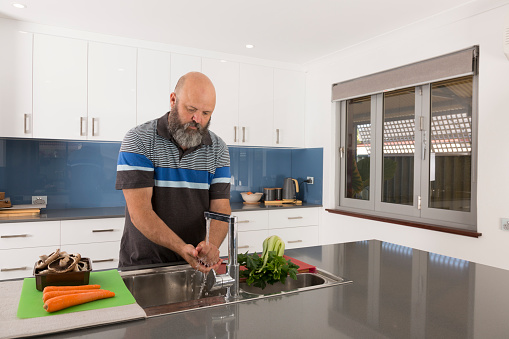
left=43, top=289, right=108, bottom=303
left=43, top=290, right=115, bottom=312
left=43, top=284, right=101, bottom=293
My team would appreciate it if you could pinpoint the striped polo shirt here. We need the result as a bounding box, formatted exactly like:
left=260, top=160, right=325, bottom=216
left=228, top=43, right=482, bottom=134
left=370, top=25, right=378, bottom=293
left=115, top=112, right=231, bottom=267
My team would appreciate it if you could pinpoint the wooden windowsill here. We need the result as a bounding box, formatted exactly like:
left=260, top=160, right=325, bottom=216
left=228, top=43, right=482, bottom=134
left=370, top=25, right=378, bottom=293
left=326, top=208, right=482, bottom=238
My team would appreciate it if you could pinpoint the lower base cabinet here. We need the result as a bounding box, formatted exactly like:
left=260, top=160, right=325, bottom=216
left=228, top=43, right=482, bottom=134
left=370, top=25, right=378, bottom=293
left=0, top=246, right=59, bottom=280
left=61, top=241, right=121, bottom=271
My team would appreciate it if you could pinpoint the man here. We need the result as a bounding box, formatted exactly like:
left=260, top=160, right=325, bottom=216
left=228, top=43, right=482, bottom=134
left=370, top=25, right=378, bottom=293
left=115, top=72, right=231, bottom=273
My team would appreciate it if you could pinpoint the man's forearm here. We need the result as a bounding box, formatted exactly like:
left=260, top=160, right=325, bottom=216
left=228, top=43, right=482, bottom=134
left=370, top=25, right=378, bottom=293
left=207, top=199, right=231, bottom=248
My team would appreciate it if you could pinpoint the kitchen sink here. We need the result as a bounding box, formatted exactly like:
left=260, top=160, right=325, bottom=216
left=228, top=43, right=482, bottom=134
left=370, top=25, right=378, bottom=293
left=239, top=273, right=325, bottom=295
left=120, top=264, right=351, bottom=317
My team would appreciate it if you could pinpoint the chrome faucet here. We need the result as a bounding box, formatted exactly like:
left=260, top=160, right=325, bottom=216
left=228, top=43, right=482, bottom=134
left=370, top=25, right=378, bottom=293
left=204, top=211, right=239, bottom=301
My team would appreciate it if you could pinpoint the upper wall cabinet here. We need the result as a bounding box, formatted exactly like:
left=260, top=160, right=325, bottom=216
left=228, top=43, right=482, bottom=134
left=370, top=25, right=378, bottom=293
left=33, top=34, right=88, bottom=140
left=88, top=42, right=137, bottom=141
left=170, top=53, right=201, bottom=92
left=137, top=49, right=171, bottom=124
left=0, top=21, right=33, bottom=138
left=239, top=64, right=274, bottom=147
left=202, top=58, right=240, bottom=145
left=274, top=69, right=306, bottom=147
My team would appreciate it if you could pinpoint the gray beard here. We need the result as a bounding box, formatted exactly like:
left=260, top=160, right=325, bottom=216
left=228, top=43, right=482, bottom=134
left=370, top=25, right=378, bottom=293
left=167, top=107, right=210, bottom=149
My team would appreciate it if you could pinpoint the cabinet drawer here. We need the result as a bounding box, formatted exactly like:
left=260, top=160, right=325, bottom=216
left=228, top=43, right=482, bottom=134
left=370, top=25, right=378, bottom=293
left=0, top=246, right=58, bottom=280
left=268, top=208, right=319, bottom=229
left=219, top=229, right=268, bottom=257
left=0, top=221, right=60, bottom=250
left=232, top=211, right=269, bottom=231
left=61, top=218, right=124, bottom=245
left=269, top=226, right=319, bottom=249
left=61, top=242, right=121, bottom=270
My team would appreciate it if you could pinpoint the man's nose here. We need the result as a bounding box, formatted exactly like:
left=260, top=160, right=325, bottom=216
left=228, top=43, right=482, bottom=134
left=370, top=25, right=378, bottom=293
left=192, top=113, right=202, bottom=125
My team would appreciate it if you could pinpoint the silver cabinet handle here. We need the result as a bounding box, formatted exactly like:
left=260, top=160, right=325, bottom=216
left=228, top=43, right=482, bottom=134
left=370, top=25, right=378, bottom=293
left=242, top=127, right=246, bottom=143
left=23, top=114, right=31, bottom=134
left=237, top=220, right=250, bottom=224
left=80, top=117, right=87, bottom=136
left=276, top=128, right=280, bottom=144
left=238, top=245, right=249, bottom=249
left=92, top=258, right=115, bottom=263
left=1, top=234, right=29, bottom=238
left=287, top=240, right=303, bottom=244
left=234, top=126, right=237, bottom=142
left=1, top=266, right=28, bottom=272
left=92, top=229, right=115, bottom=233
left=288, top=216, right=303, bottom=220
left=92, top=117, right=98, bottom=136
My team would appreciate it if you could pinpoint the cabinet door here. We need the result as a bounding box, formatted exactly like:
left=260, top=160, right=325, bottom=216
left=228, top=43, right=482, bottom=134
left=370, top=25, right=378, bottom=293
left=0, top=221, right=60, bottom=249
left=239, top=64, right=274, bottom=146
left=268, top=208, right=319, bottom=229
left=137, top=49, right=171, bottom=124
left=274, top=69, right=306, bottom=147
left=219, top=229, right=268, bottom=257
left=88, top=42, right=137, bottom=141
left=0, top=246, right=58, bottom=280
left=269, top=226, right=318, bottom=249
left=202, top=58, right=240, bottom=145
left=0, top=21, right=33, bottom=138
left=170, top=53, right=201, bottom=92
left=232, top=210, right=268, bottom=232
left=33, top=34, right=88, bottom=140
left=61, top=218, right=124, bottom=245
left=61, top=242, right=121, bottom=270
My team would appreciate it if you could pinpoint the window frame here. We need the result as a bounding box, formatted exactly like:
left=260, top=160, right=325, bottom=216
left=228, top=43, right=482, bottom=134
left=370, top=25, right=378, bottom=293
left=334, top=75, right=478, bottom=231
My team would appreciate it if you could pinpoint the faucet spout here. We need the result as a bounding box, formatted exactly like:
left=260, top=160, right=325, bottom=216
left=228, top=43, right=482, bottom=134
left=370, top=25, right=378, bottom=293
left=204, top=211, right=239, bottom=301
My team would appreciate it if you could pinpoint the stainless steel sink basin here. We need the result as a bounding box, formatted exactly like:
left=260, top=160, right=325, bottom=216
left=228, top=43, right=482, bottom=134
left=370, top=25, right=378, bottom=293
left=120, top=264, right=351, bottom=317
left=239, top=273, right=325, bottom=295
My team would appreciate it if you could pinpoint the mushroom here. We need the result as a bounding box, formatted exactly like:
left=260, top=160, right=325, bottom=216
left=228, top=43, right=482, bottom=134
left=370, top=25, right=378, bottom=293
left=35, top=249, right=60, bottom=271
left=48, top=253, right=81, bottom=273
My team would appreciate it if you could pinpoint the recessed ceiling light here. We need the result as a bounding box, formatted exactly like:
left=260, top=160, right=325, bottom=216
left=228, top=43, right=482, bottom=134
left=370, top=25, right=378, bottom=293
left=220, top=60, right=227, bottom=63
left=12, top=3, right=26, bottom=9
left=245, top=44, right=255, bottom=49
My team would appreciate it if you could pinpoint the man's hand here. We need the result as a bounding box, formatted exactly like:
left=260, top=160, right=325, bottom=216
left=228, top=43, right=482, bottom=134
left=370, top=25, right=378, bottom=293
left=196, top=241, right=223, bottom=271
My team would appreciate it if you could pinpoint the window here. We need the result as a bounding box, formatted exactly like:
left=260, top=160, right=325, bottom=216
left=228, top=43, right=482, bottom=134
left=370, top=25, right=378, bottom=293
left=333, top=47, right=478, bottom=231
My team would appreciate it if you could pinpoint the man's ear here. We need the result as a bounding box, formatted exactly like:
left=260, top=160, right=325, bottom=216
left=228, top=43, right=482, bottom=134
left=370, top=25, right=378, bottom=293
left=169, top=92, right=177, bottom=109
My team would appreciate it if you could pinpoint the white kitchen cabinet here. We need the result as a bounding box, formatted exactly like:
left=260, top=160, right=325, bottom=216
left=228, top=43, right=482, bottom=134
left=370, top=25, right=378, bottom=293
left=0, top=21, right=33, bottom=138
left=137, top=48, right=171, bottom=124
left=60, top=218, right=124, bottom=245
left=219, top=229, right=269, bottom=257
left=61, top=218, right=124, bottom=270
left=88, top=42, right=137, bottom=141
left=269, top=226, right=319, bottom=250
left=268, top=208, right=319, bottom=229
left=0, top=246, right=60, bottom=280
left=273, top=68, right=306, bottom=147
left=33, top=34, right=88, bottom=140
left=238, top=64, right=274, bottom=146
left=60, top=242, right=121, bottom=271
left=170, top=53, right=201, bottom=92
left=0, top=221, right=60, bottom=250
left=202, top=58, right=240, bottom=145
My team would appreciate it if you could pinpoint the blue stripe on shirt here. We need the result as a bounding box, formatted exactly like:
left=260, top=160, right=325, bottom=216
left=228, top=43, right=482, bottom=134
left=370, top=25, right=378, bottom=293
left=117, top=152, right=154, bottom=169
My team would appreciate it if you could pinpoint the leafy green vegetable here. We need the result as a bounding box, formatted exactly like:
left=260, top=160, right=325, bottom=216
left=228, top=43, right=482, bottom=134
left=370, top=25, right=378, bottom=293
left=238, top=251, right=299, bottom=290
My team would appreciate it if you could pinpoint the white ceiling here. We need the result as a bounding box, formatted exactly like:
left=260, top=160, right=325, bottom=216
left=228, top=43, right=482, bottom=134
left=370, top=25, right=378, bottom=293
left=0, top=0, right=476, bottom=64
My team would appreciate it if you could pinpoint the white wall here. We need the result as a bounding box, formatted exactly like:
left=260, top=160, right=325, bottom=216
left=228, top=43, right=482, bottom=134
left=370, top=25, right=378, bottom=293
left=305, top=0, right=509, bottom=270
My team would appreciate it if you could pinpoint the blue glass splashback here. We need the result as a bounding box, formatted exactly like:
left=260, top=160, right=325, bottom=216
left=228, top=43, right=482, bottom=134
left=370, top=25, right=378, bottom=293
left=0, top=138, right=323, bottom=209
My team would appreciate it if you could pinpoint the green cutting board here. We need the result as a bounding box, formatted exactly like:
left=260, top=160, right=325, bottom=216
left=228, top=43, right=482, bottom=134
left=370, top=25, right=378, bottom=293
left=17, top=270, right=136, bottom=319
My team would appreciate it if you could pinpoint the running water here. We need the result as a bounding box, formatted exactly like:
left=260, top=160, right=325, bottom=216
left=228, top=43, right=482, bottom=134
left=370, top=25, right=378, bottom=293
left=205, top=217, right=211, bottom=245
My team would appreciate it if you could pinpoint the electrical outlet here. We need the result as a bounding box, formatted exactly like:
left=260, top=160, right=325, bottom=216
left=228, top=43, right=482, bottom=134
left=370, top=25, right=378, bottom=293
left=32, top=196, right=47, bottom=205
left=307, top=176, right=314, bottom=185
left=501, top=218, right=509, bottom=231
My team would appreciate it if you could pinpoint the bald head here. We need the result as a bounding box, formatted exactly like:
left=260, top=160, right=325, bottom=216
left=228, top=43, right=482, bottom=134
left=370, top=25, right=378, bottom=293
left=174, top=72, right=216, bottom=99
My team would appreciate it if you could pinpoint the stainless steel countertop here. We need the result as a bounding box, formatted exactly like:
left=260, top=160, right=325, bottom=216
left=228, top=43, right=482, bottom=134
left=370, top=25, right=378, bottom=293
left=44, top=239, right=509, bottom=338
